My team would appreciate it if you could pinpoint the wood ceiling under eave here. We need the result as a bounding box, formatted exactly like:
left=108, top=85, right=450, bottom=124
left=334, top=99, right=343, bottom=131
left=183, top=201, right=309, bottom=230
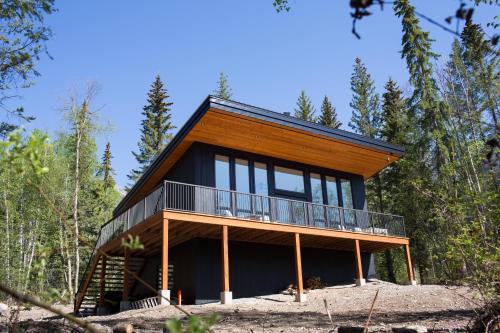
left=125, top=108, right=400, bottom=210
left=189, top=108, right=399, bottom=178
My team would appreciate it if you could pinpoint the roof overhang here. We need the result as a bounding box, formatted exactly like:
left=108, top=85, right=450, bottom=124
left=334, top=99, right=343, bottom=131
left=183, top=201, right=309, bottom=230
left=114, top=96, right=404, bottom=216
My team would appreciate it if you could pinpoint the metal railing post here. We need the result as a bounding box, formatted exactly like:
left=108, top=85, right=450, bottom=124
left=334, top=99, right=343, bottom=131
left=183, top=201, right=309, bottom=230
left=163, top=181, right=167, bottom=210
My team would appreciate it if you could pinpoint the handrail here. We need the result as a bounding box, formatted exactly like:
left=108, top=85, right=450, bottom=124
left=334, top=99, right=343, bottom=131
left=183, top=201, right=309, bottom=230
left=75, top=179, right=406, bottom=311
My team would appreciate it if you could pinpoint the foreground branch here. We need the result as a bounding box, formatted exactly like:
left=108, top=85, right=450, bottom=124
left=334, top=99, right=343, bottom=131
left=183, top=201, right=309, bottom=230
left=0, top=282, right=101, bottom=333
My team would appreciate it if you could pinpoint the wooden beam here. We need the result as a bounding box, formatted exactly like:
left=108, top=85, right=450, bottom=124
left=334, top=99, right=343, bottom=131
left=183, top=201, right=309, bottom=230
left=404, top=244, right=415, bottom=281
left=123, top=248, right=130, bottom=301
left=99, top=256, right=107, bottom=307
left=162, top=211, right=409, bottom=245
left=221, top=225, right=230, bottom=292
left=294, top=233, right=304, bottom=295
left=161, top=218, right=169, bottom=290
left=354, top=239, right=363, bottom=280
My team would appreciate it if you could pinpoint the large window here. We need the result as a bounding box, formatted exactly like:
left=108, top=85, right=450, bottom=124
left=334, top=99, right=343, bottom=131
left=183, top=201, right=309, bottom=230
left=215, top=155, right=230, bottom=189
left=254, top=162, right=268, bottom=195
left=325, top=176, right=339, bottom=206
left=274, top=166, right=305, bottom=193
left=235, top=159, right=250, bottom=193
left=310, top=173, right=323, bottom=204
left=340, top=179, right=354, bottom=209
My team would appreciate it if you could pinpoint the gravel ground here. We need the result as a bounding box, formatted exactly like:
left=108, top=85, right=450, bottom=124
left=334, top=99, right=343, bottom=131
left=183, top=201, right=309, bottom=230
left=0, top=281, right=480, bottom=332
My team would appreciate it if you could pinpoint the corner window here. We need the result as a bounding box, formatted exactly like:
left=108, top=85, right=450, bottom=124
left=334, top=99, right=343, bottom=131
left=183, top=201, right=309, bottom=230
left=215, top=155, right=230, bottom=190
left=274, top=166, right=305, bottom=193
left=340, top=179, right=354, bottom=209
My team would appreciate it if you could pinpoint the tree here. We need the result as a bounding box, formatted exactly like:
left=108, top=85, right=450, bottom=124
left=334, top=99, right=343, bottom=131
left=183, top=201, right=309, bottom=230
left=213, top=72, right=233, bottom=99
left=0, top=0, right=55, bottom=136
left=377, top=78, right=409, bottom=283
left=294, top=90, right=315, bottom=122
left=318, top=96, right=342, bottom=129
left=128, top=75, right=175, bottom=185
left=98, top=142, right=115, bottom=193
left=348, top=58, right=380, bottom=137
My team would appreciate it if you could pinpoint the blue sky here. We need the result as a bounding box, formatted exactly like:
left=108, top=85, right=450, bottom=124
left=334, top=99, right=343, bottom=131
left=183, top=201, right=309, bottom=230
left=2, top=1, right=496, bottom=188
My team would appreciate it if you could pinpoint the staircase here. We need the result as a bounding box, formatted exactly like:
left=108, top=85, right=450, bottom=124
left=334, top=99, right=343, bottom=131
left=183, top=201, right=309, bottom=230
left=77, top=256, right=145, bottom=315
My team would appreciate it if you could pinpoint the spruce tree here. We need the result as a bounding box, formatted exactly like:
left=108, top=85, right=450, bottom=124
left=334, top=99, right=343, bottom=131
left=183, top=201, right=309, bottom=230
left=98, top=142, right=115, bottom=192
left=394, top=0, right=449, bottom=168
left=213, top=72, right=233, bottom=99
left=128, top=75, right=175, bottom=185
left=318, top=95, right=342, bottom=129
left=294, top=90, right=315, bottom=122
left=378, top=78, right=409, bottom=283
left=348, top=58, right=381, bottom=138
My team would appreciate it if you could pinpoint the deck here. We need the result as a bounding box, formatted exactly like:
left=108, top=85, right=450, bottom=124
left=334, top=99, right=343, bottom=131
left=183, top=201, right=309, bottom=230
left=74, top=180, right=415, bottom=314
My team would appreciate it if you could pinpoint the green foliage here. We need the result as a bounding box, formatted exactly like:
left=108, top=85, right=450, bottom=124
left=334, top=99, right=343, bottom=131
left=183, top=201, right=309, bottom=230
left=213, top=72, right=233, bottom=100
left=121, top=234, right=144, bottom=250
left=318, top=96, right=341, bottom=129
left=0, top=0, right=55, bottom=134
left=165, top=314, right=218, bottom=333
left=348, top=58, right=380, bottom=138
left=294, top=90, right=315, bottom=122
left=0, top=88, right=120, bottom=302
left=128, top=75, right=175, bottom=186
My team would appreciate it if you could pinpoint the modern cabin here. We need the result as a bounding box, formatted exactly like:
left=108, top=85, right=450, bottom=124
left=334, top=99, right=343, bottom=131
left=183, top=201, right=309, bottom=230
left=74, top=96, right=416, bottom=315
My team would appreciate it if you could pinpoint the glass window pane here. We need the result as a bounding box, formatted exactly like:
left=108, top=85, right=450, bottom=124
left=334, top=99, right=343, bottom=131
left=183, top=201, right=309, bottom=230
left=310, top=173, right=323, bottom=204
left=341, top=179, right=354, bottom=209
left=326, top=176, right=339, bottom=206
left=235, top=159, right=250, bottom=193
left=215, top=155, right=230, bottom=190
left=254, top=162, right=268, bottom=196
left=274, top=166, right=305, bottom=193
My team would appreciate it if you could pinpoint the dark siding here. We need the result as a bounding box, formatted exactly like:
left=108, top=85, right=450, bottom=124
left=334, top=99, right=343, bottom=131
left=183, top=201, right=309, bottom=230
left=164, top=145, right=198, bottom=184
left=192, top=238, right=374, bottom=304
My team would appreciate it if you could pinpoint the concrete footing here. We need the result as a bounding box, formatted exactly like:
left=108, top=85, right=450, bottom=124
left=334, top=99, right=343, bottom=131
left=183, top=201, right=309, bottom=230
left=408, top=280, right=418, bottom=286
left=220, top=291, right=233, bottom=304
left=119, top=301, right=130, bottom=312
left=158, top=289, right=171, bottom=305
left=295, top=292, right=307, bottom=303
left=355, top=278, right=366, bottom=286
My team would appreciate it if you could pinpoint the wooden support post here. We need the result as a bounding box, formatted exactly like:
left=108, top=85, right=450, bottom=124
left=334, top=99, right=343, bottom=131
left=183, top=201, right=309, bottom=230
left=294, top=233, right=306, bottom=302
left=354, top=239, right=365, bottom=286
left=122, top=248, right=129, bottom=301
left=404, top=244, right=417, bottom=285
left=99, top=256, right=107, bottom=307
left=161, top=219, right=169, bottom=291
left=222, top=225, right=230, bottom=292
left=220, top=225, right=232, bottom=304
left=158, top=218, right=171, bottom=305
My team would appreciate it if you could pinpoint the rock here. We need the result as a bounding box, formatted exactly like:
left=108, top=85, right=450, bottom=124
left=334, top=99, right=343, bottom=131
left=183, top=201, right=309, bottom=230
left=113, top=323, right=133, bottom=333
left=392, top=325, right=427, bottom=333
left=0, top=303, right=8, bottom=316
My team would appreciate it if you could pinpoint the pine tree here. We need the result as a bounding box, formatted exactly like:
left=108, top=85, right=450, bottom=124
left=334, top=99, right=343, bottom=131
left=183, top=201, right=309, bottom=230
left=378, top=78, right=409, bottom=283
left=460, top=22, right=499, bottom=135
left=348, top=58, right=381, bottom=138
left=381, top=79, right=408, bottom=145
left=294, top=90, right=315, bottom=122
left=98, top=142, right=115, bottom=192
left=394, top=0, right=449, bottom=168
left=213, top=72, right=233, bottom=100
left=318, top=96, right=342, bottom=129
left=128, top=75, right=175, bottom=185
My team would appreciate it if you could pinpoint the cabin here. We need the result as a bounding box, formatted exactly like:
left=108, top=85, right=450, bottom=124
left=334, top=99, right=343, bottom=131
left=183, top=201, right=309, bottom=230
left=74, top=96, right=416, bottom=315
